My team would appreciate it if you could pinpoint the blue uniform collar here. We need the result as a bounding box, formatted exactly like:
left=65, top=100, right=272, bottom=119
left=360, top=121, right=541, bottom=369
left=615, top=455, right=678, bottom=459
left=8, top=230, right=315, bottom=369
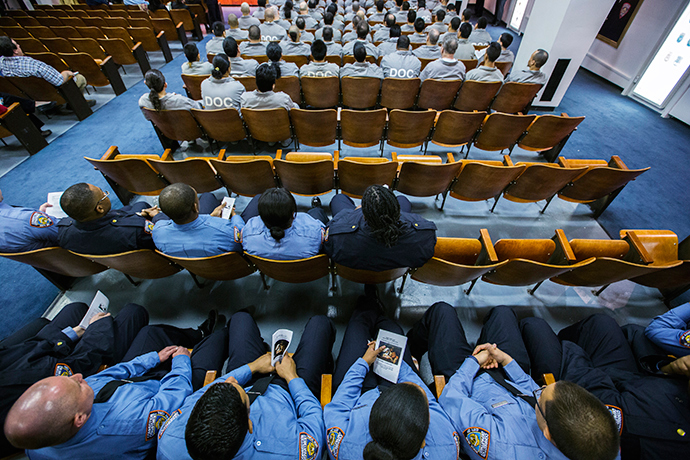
left=0, top=201, right=10, bottom=210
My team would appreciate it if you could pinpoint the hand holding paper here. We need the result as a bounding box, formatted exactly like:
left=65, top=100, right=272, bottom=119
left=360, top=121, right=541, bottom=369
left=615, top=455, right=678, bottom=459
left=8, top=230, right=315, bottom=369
left=363, top=341, right=385, bottom=366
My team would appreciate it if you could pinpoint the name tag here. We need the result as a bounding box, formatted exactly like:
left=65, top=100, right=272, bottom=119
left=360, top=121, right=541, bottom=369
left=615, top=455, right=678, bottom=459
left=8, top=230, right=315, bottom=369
left=491, top=400, right=510, bottom=408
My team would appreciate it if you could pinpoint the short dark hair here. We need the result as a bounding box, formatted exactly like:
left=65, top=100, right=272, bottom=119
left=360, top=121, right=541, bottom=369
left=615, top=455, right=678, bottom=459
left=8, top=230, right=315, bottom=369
left=295, top=16, right=306, bottom=30
left=323, top=26, right=334, bottom=42
left=257, top=0, right=266, bottom=6
left=477, top=16, right=487, bottom=29
left=353, top=41, right=367, bottom=62
left=356, top=21, right=369, bottom=39
left=447, top=2, right=455, bottom=12
left=500, top=32, right=514, bottom=48
left=384, top=13, right=395, bottom=27
left=436, top=9, right=445, bottom=22
left=486, top=41, right=501, bottom=62
left=266, top=41, right=282, bottom=62
left=324, top=11, right=334, bottom=25
left=407, top=10, right=416, bottom=22
left=363, top=383, right=430, bottom=460
left=326, top=3, right=337, bottom=15
left=402, top=1, right=409, bottom=11
left=258, top=188, right=296, bottom=241
left=184, top=43, right=200, bottom=62
left=450, top=16, right=460, bottom=31
left=462, top=7, right=472, bottom=21
left=0, top=36, right=16, bottom=57
left=361, top=185, right=403, bottom=247
left=159, top=183, right=197, bottom=223
left=459, top=22, right=472, bottom=38
left=417, top=0, right=425, bottom=8
left=223, top=36, right=239, bottom=57
left=396, top=35, right=410, bottom=49
left=545, top=381, right=620, bottom=460
left=60, top=183, right=96, bottom=222
left=212, top=21, right=225, bottom=36
left=414, top=17, right=425, bottom=33
left=211, top=53, right=230, bottom=79
left=185, top=383, right=249, bottom=460
left=533, top=49, right=549, bottom=68
left=248, top=24, right=261, bottom=40
left=376, top=0, right=384, bottom=11
left=255, top=62, right=277, bottom=92
left=311, top=39, right=327, bottom=60
left=389, top=24, right=401, bottom=38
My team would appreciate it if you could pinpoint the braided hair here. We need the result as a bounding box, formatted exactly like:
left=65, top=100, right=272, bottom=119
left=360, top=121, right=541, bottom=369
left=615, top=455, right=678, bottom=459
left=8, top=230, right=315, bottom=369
left=145, top=69, right=166, bottom=112
left=258, top=188, right=296, bottom=241
left=361, top=185, right=403, bottom=248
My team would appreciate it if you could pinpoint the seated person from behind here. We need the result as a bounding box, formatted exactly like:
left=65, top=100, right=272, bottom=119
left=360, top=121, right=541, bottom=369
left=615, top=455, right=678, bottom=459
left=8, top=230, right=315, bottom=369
left=201, top=54, right=246, bottom=110
left=0, top=188, right=57, bottom=252
left=321, top=27, right=343, bottom=57
left=226, top=14, right=248, bottom=41
left=239, top=25, right=268, bottom=57
left=57, top=182, right=166, bottom=255
left=409, top=17, right=428, bottom=44
left=294, top=16, right=315, bottom=42
left=241, top=187, right=327, bottom=260
left=380, top=36, right=422, bottom=79
left=315, top=11, right=342, bottom=41
left=281, top=25, right=311, bottom=58
left=340, top=42, right=385, bottom=79
left=372, top=13, right=395, bottom=43
left=402, top=9, right=417, bottom=32
left=419, top=36, right=466, bottom=81
left=507, top=48, right=549, bottom=85
left=343, top=22, right=380, bottom=58
left=238, top=2, right=260, bottom=29
left=377, top=23, right=402, bottom=56
left=412, top=28, right=442, bottom=60
left=205, top=21, right=227, bottom=55
left=266, top=42, right=299, bottom=77
left=428, top=9, right=448, bottom=33
left=300, top=40, right=339, bottom=77
left=465, top=42, right=504, bottom=82
left=440, top=16, right=460, bottom=43
left=454, top=22, right=477, bottom=60
left=223, top=36, right=259, bottom=77
left=153, top=183, right=244, bottom=258
left=181, top=43, right=214, bottom=75
left=325, top=185, right=437, bottom=271
left=139, top=69, right=202, bottom=112
left=259, top=6, right=287, bottom=42
left=498, top=32, right=515, bottom=63
left=468, top=16, right=492, bottom=45
left=240, top=62, right=299, bottom=110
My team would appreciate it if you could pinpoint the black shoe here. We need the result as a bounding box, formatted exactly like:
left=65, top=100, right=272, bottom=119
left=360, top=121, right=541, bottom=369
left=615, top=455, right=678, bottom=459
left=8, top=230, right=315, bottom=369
left=198, top=309, right=224, bottom=338
left=364, top=284, right=386, bottom=314
left=311, top=196, right=322, bottom=208
left=41, top=129, right=52, bottom=137
left=86, top=99, right=97, bottom=107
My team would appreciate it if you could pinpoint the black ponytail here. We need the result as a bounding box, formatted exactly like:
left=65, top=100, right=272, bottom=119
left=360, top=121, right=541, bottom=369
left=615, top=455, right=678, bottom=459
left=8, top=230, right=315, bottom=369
left=211, top=54, right=230, bottom=79
left=258, top=188, right=296, bottom=242
left=361, top=185, right=403, bottom=247
left=144, top=69, right=166, bottom=112
left=363, top=441, right=397, bottom=460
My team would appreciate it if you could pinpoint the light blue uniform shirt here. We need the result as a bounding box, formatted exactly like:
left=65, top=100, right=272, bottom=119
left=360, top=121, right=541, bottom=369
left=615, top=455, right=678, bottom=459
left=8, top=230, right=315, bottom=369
left=241, top=213, right=324, bottom=260
left=324, top=358, right=460, bottom=460
left=645, top=302, right=690, bottom=356
left=157, top=364, right=325, bottom=460
left=439, top=357, right=569, bottom=460
left=0, top=201, right=58, bottom=252
left=153, top=214, right=244, bottom=257
left=28, top=352, right=193, bottom=460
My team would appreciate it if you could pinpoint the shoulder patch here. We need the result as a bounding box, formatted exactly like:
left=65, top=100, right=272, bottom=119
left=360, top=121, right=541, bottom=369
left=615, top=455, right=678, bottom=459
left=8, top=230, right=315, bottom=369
left=463, top=427, right=490, bottom=460
left=299, top=432, right=319, bottom=460
left=54, top=363, right=73, bottom=377
left=158, top=409, right=181, bottom=440
left=327, top=427, right=344, bottom=460
left=30, top=212, right=53, bottom=228
left=234, top=226, right=241, bottom=244
left=324, top=227, right=329, bottom=242
left=144, top=221, right=155, bottom=235
left=606, top=405, right=624, bottom=435
left=453, top=431, right=461, bottom=460
left=145, top=410, right=169, bottom=441
left=680, top=330, right=690, bottom=349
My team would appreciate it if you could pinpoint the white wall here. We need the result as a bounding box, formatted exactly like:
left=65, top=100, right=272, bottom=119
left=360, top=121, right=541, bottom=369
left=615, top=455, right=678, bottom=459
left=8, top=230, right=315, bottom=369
left=582, top=0, right=685, bottom=88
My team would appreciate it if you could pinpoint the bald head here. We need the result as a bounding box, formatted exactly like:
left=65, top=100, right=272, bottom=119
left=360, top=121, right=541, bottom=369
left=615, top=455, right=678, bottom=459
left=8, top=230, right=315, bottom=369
left=427, top=28, right=440, bottom=45
left=241, top=2, right=250, bottom=15
left=5, top=375, right=93, bottom=450
left=299, top=1, right=307, bottom=12
left=264, top=6, right=276, bottom=21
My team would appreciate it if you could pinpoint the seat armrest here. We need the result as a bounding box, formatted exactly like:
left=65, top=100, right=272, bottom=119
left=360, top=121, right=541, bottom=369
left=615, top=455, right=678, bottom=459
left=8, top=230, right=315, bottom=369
left=160, top=149, right=174, bottom=161
left=622, top=232, right=654, bottom=265
left=476, top=228, right=498, bottom=264
left=549, top=229, right=576, bottom=265
left=101, top=145, right=120, bottom=160
left=608, top=155, right=628, bottom=170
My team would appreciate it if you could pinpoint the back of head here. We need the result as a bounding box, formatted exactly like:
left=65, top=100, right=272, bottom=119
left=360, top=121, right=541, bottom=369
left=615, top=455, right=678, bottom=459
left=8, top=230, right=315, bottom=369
left=241, top=2, right=250, bottom=15
left=352, top=15, right=362, bottom=29
left=376, top=0, right=384, bottom=12
left=258, top=188, right=296, bottom=241
left=211, top=54, right=230, bottom=79
left=389, top=24, right=401, bottom=38
left=324, top=11, right=334, bottom=25
left=485, top=41, right=501, bottom=62
left=0, top=36, right=15, bottom=57
left=357, top=21, right=370, bottom=39
left=264, top=6, right=275, bottom=21
left=462, top=7, right=472, bottom=21
left=395, top=0, right=403, bottom=7
left=228, top=13, right=239, bottom=28
left=296, top=16, right=306, bottom=30
left=500, top=32, right=513, bottom=48
left=144, top=69, right=166, bottom=111
left=159, top=183, right=197, bottom=222
left=436, top=9, right=445, bottom=22
left=213, top=20, right=225, bottom=37
left=396, top=35, right=409, bottom=50
left=459, top=21, right=472, bottom=39
left=352, top=1, right=360, bottom=12
left=185, top=383, right=249, bottom=460
left=428, top=28, right=440, bottom=45
left=384, top=12, right=395, bottom=27
left=418, top=0, right=425, bottom=8
left=299, top=1, right=308, bottom=13
left=323, top=26, right=334, bottom=42
left=414, top=17, right=425, bottom=33
left=447, top=2, right=455, bottom=13
left=255, top=62, right=277, bottom=91
left=362, top=384, right=430, bottom=460
left=402, top=1, right=409, bottom=11
left=288, top=25, right=300, bottom=42
left=60, top=183, right=94, bottom=222
left=407, top=10, right=416, bottom=23
left=266, top=42, right=282, bottom=62
left=184, top=42, right=199, bottom=62
left=223, top=36, right=239, bottom=57
left=442, top=36, right=458, bottom=55
left=361, top=185, right=403, bottom=247
left=353, top=41, right=367, bottom=62
left=248, top=24, right=261, bottom=40
left=450, top=16, right=460, bottom=31
left=533, top=48, right=549, bottom=68
left=326, top=3, right=337, bottom=15
left=545, top=381, right=619, bottom=460
left=477, top=16, right=487, bottom=29
left=284, top=1, right=293, bottom=19
left=311, top=39, right=327, bottom=61
left=308, top=0, right=317, bottom=9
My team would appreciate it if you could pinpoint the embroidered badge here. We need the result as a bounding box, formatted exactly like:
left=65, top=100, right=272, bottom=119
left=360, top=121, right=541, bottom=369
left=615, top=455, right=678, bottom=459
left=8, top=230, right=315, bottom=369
left=324, top=227, right=329, bottom=242
left=680, top=330, right=690, bottom=349
left=144, top=221, right=155, bottom=235
left=463, top=427, right=490, bottom=459
left=145, top=410, right=169, bottom=441
left=453, top=432, right=461, bottom=460
left=54, top=363, right=73, bottom=377
left=327, top=427, right=344, bottom=460
left=158, top=409, right=181, bottom=440
left=321, top=227, right=326, bottom=243
left=30, top=212, right=53, bottom=228
left=234, top=226, right=241, bottom=243
left=299, top=432, right=318, bottom=460
left=606, top=405, right=624, bottom=434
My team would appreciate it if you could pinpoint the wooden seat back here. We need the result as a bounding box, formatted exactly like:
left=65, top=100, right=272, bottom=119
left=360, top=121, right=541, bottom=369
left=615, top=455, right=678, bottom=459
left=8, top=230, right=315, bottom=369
left=149, top=157, right=221, bottom=193
left=40, top=37, right=77, bottom=54
left=76, top=249, right=182, bottom=279
left=341, top=76, right=380, bottom=108
left=283, top=54, right=308, bottom=67
left=619, top=230, right=679, bottom=265
left=25, top=51, right=69, bottom=72
left=247, top=254, right=331, bottom=283
left=24, top=26, right=56, bottom=39
left=301, top=76, right=340, bottom=108
left=235, top=75, right=258, bottom=92
left=450, top=159, right=525, bottom=201
left=14, top=38, right=48, bottom=54
left=557, top=156, right=649, bottom=203
left=417, top=79, right=462, bottom=110
left=191, top=107, right=247, bottom=143
left=431, top=110, right=485, bottom=147
left=161, top=251, right=256, bottom=281
left=242, top=108, right=293, bottom=143
left=568, top=239, right=630, bottom=261
left=127, top=27, right=162, bottom=53
left=150, top=9, right=172, bottom=19
left=274, top=75, right=302, bottom=104
left=334, top=263, right=409, bottom=284
left=180, top=73, right=208, bottom=100
left=502, top=163, right=588, bottom=203
left=337, top=157, right=398, bottom=198
left=76, top=26, right=106, bottom=39
left=102, top=26, right=136, bottom=47
left=2, top=27, right=32, bottom=39
left=290, top=108, right=338, bottom=147
left=170, top=9, right=196, bottom=32
left=0, top=247, right=106, bottom=277
left=81, top=17, right=107, bottom=28
left=274, top=151, right=335, bottom=195
left=395, top=155, right=463, bottom=196
left=380, top=77, right=421, bottom=109
left=98, top=38, right=138, bottom=66
left=104, top=17, right=130, bottom=28
left=459, top=59, right=478, bottom=71
left=494, top=60, right=512, bottom=77
left=340, top=108, right=387, bottom=148
left=85, top=150, right=168, bottom=195
left=490, top=82, right=542, bottom=114
left=52, top=26, right=82, bottom=39
left=419, top=57, right=434, bottom=71
left=142, top=107, right=203, bottom=142
left=60, top=17, right=87, bottom=27
left=387, top=109, right=436, bottom=149
left=15, top=16, right=41, bottom=27
left=70, top=37, right=107, bottom=60
left=518, top=114, right=585, bottom=151
left=0, top=77, right=27, bottom=98
left=61, top=52, right=111, bottom=87
left=343, top=54, right=376, bottom=64
left=6, top=76, right=66, bottom=105
left=454, top=80, right=502, bottom=111
left=128, top=18, right=153, bottom=29
left=474, top=112, right=536, bottom=151
left=325, top=55, right=342, bottom=66
left=210, top=155, right=277, bottom=196
left=0, top=17, right=19, bottom=27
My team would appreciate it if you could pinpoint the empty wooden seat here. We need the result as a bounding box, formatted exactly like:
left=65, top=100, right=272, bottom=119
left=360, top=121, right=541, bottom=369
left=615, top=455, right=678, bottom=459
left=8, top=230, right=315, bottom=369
left=180, top=73, right=209, bottom=100
left=473, top=112, right=536, bottom=153
left=128, top=17, right=154, bottom=29
left=25, top=26, right=57, bottom=39
left=85, top=146, right=170, bottom=196
left=149, top=155, right=222, bottom=193
left=128, top=27, right=173, bottom=62
left=188, top=3, right=209, bottom=30
left=70, top=37, right=107, bottom=60
left=23, top=52, right=67, bottom=74
left=454, top=80, right=502, bottom=111
left=191, top=107, right=247, bottom=145
left=242, top=108, right=294, bottom=146
left=517, top=114, right=585, bottom=162
left=341, top=76, right=380, bottom=108
left=162, top=251, right=256, bottom=286
left=76, top=26, right=106, bottom=40
left=429, top=110, right=485, bottom=157
left=76, top=249, right=182, bottom=281
left=60, top=17, right=86, bottom=27
left=445, top=156, right=525, bottom=208
left=393, top=152, right=462, bottom=200
left=87, top=9, right=110, bottom=19
left=490, top=82, right=542, bottom=114
left=104, top=17, right=130, bottom=29
left=301, top=76, right=340, bottom=108
left=6, top=75, right=92, bottom=120
left=14, top=16, right=41, bottom=27
left=274, top=75, right=301, bottom=105
left=142, top=107, right=204, bottom=144
left=41, top=37, right=76, bottom=55
left=151, top=17, right=188, bottom=45
left=417, top=79, right=462, bottom=110
left=13, top=37, right=48, bottom=54
left=170, top=8, right=203, bottom=40
left=97, top=38, right=151, bottom=75
left=274, top=150, right=336, bottom=195
left=0, top=17, right=18, bottom=27
left=340, top=108, right=386, bottom=152
left=459, top=59, right=478, bottom=71
left=52, top=26, right=81, bottom=39
left=210, top=154, right=277, bottom=196
left=37, top=16, right=64, bottom=28
left=60, top=53, right=125, bottom=94
left=290, top=108, right=337, bottom=148
left=0, top=247, right=106, bottom=288
left=81, top=17, right=107, bottom=28
left=247, top=254, right=331, bottom=285
left=380, top=77, right=420, bottom=109
left=2, top=27, right=32, bottom=39
left=386, top=109, right=436, bottom=152
left=0, top=102, right=48, bottom=155
left=235, top=75, right=258, bottom=92
left=336, top=155, right=398, bottom=198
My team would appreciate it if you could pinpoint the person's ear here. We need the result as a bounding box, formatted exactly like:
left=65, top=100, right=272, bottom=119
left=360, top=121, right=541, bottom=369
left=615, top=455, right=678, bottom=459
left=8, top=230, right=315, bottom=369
left=74, top=412, right=89, bottom=429
left=247, top=416, right=254, bottom=434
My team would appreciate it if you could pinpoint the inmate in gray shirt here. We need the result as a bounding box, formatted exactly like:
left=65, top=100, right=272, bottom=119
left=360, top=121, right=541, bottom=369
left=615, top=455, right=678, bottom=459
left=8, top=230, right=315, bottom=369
left=201, top=76, right=246, bottom=109
left=181, top=60, right=213, bottom=75
left=139, top=92, right=202, bottom=111
left=340, top=61, right=385, bottom=79
left=300, top=61, right=340, bottom=77
left=419, top=58, right=465, bottom=81
left=380, top=50, right=422, bottom=78
left=465, top=65, right=504, bottom=82
left=413, top=44, right=442, bottom=60
left=507, top=69, right=547, bottom=85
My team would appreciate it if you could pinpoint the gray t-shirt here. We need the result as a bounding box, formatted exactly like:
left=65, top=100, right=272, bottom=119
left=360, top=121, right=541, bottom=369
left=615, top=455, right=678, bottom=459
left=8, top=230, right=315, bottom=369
left=465, top=65, right=504, bottom=82
left=275, top=60, right=300, bottom=77
left=201, top=76, right=246, bottom=109
left=340, top=61, right=385, bottom=79
left=300, top=61, right=340, bottom=77
left=413, top=44, right=442, bottom=60
left=281, top=40, right=312, bottom=57
left=139, top=92, right=202, bottom=111
left=181, top=60, right=213, bottom=75
left=454, top=38, right=476, bottom=60
left=240, top=90, right=299, bottom=110
left=419, top=58, right=466, bottom=81
left=227, top=28, right=248, bottom=40
left=239, top=41, right=268, bottom=56
left=507, top=69, right=547, bottom=85
left=238, top=15, right=260, bottom=29
left=230, top=56, right=259, bottom=76
left=468, top=28, right=492, bottom=45
left=260, top=22, right=288, bottom=42
left=372, top=27, right=390, bottom=43
left=380, top=50, right=422, bottom=78
left=377, top=38, right=399, bottom=56
left=315, top=27, right=342, bottom=42
left=325, top=41, right=344, bottom=56
left=427, top=22, right=447, bottom=34
left=343, top=31, right=373, bottom=42
left=297, top=14, right=318, bottom=29
left=205, top=36, right=225, bottom=55
left=342, top=39, right=380, bottom=57
left=299, top=30, right=315, bottom=41
left=409, top=32, right=427, bottom=44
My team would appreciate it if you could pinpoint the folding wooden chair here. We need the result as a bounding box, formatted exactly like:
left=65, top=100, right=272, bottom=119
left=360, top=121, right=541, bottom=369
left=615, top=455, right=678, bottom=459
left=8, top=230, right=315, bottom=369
left=104, top=17, right=130, bottom=29
left=36, top=16, right=64, bottom=28
left=14, top=37, right=48, bottom=54
left=128, top=17, right=154, bottom=29
left=416, top=79, right=462, bottom=110
left=444, top=156, right=525, bottom=210
left=0, top=102, right=48, bottom=155
left=393, top=152, right=462, bottom=206
left=517, top=114, right=585, bottom=163
left=490, top=82, right=542, bottom=114
left=170, top=8, right=203, bottom=40
left=386, top=109, right=436, bottom=155
left=332, top=263, right=410, bottom=292
left=191, top=107, right=247, bottom=148
left=75, top=249, right=182, bottom=285
left=149, top=154, right=223, bottom=193
left=274, top=75, right=302, bottom=105
left=235, top=75, right=258, bottom=92
left=274, top=150, right=336, bottom=195
left=290, top=108, right=338, bottom=148
left=283, top=54, right=309, bottom=67
left=142, top=107, right=204, bottom=151
left=246, top=254, right=331, bottom=288
left=127, top=26, right=172, bottom=62
left=428, top=110, right=485, bottom=157
left=70, top=37, right=107, bottom=60
left=76, top=26, right=106, bottom=39
left=40, top=38, right=76, bottom=55
left=454, top=80, right=502, bottom=111
left=339, top=108, right=386, bottom=153
left=459, top=59, right=478, bottom=71
left=60, top=17, right=86, bottom=27
left=0, top=17, right=19, bottom=27
left=151, top=17, right=188, bottom=45
left=25, top=26, right=57, bottom=39
left=494, top=61, right=512, bottom=77
left=210, top=154, right=277, bottom=196
left=52, top=25, right=82, bottom=39
left=180, top=73, right=209, bottom=100
left=242, top=108, right=295, bottom=148
left=98, top=38, right=151, bottom=76
left=341, top=76, right=380, bottom=109
left=473, top=112, right=536, bottom=155
left=60, top=53, right=126, bottom=95
left=188, top=3, right=209, bottom=31
left=301, top=76, right=340, bottom=108
left=336, top=154, right=398, bottom=198
left=7, top=75, right=92, bottom=121
left=2, top=27, right=32, bottom=39
left=14, top=16, right=41, bottom=27
left=80, top=17, right=107, bottom=28
left=380, top=77, right=421, bottom=110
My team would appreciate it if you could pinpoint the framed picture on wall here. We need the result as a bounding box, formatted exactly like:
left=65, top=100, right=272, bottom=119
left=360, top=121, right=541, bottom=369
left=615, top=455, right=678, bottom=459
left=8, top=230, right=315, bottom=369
left=597, top=0, right=644, bottom=48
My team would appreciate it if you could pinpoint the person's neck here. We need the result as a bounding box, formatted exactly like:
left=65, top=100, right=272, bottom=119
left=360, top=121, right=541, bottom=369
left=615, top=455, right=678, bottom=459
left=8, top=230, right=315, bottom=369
left=250, top=39, right=261, bottom=43
left=158, top=89, right=168, bottom=98
left=484, top=61, right=496, bottom=68
left=528, top=65, right=540, bottom=71
left=176, top=212, right=198, bottom=225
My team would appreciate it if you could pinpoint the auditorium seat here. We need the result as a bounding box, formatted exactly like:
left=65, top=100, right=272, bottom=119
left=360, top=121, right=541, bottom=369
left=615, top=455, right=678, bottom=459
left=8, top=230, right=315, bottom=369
left=339, top=108, right=387, bottom=153
left=0, top=102, right=48, bottom=155
left=283, top=54, right=309, bottom=67
left=60, top=17, right=86, bottom=27
left=290, top=108, right=338, bottom=147
left=518, top=114, right=585, bottom=163
left=180, top=73, right=208, bottom=100
left=473, top=112, right=536, bottom=154
left=37, top=17, right=65, bottom=28
left=60, top=53, right=126, bottom=95
left=161, top=251, right=256, bottom=288
left=341, top=76, right=380, bottom=109
left=332, top=263, right=410, bottom=292
left=274, top=75, right=302, bottom=105
left=170, top=8, right=203, bottom=40
left=454, top=80, right=502, bottom=111
left=380, top=77, right=421, bottom=110
left=142, top=107, right=204, bottom=149
left=38, top=37, right=76, bottom=55
left=74, top=249, right=183, bottom=285
left=444, top=156, right=525, bottom=210
left=301, top=76, right=340, bottom=108
left=6, top=75, right=92, bottom=120
left=417, top=79, right=463, bottom=111
left=151, top=17, right=188, bottom=45
left=274, top=150, right=336, bottom=195
left=246, top=254, right=331, bottom=287
left=70, top=37, right=107, bottom=60
left=242, top=108, right=294, bottom=148
left=75, top=26, right=106, bottom=39
left=336, top=155, right=398, bottom=198
left=490, top=82, right=542, bottom=115
left=392, top=152, right=462, bottom=204
left=494, top=61, right=512, bottom=77
left=385, top=109, right=436, bottom=154
left=191, top=108, right=247, bottom=148
left=210, top=154, right=277, bottom=196
left=149, top=154, right=223, bottom=194
left=25, top=51, right=69, bottom=72
left=428, top=110, right=485, bottom=157
left=459, top=58, right=478, bottom=71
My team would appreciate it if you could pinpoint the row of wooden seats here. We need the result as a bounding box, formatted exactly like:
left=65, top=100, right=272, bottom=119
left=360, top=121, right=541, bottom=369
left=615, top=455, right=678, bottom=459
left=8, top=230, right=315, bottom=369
left=0, top=75, right=92, bottom=121
left=87, top=146, right=645, bottom=219
left=2, top=228, right=685, bottom=304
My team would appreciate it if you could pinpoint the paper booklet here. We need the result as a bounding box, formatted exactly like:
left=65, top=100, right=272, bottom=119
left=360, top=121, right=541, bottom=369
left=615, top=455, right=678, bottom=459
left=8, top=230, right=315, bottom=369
left=271, top=329, right=293, bottom=366
left=220, top=196, right=237, bottom=220
left=77, top=291, right=110, bottom=330
left=45, top=192, right=68, bottom=219
left=372, top=329, right=408, bottom=383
